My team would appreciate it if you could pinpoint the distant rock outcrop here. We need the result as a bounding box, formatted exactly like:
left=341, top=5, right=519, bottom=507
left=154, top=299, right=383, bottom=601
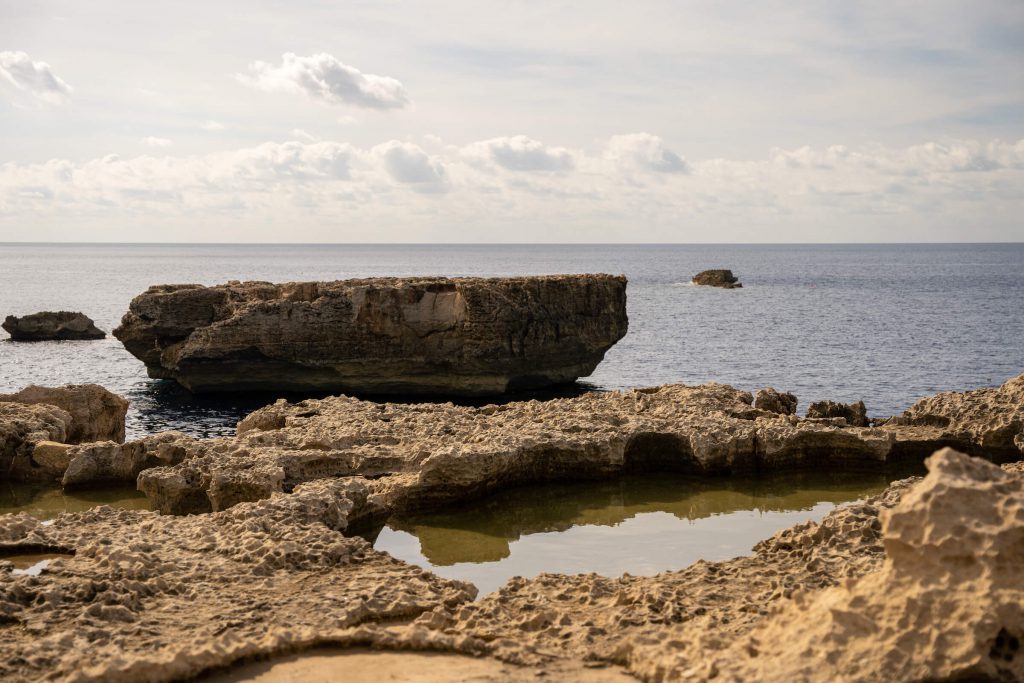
left=113, top=275, right=628, bottom=395
left=692, top=269, right=742, bottom=288
left=2, top=311, right=105, bottom=341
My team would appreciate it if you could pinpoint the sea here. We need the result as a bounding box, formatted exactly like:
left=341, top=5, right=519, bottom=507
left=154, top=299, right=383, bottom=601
left=1, top=243, right=1022, bottom=440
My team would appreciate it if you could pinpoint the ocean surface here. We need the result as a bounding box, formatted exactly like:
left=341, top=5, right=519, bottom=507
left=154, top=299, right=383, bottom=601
left=1, top=243, right=1022, bottom=439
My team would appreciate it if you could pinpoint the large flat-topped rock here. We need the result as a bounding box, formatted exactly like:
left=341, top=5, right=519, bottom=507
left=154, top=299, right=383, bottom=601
left=113, top=275, right=628, bottom=395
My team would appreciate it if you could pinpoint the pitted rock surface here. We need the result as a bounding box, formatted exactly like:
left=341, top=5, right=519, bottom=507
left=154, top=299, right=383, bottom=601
left=0, top=384, right=128, bottom=444
left=134, top=377, right=1018, bottom=516
left=0, top=483, right=475, bottom=683
left=112, top=275, right=628, bottom=395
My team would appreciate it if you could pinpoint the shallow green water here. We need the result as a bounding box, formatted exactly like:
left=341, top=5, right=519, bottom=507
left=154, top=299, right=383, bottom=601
left=372, top=470, right=911, bottom=596
left=0, top=482, right=150, bottom=519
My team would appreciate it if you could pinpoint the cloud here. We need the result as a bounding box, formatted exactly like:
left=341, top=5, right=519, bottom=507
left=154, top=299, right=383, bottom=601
left=290, top=129, right=317, bottom=142
left=0, top=51, right=72, bottom=106
left=239, top=53, right=410, bottom=110
left=605, top=133, right=689, bottom=174
left=462, top=135, right=575, bottom=172
left=2, top=135, right=1022, bottom=241
left=142, top=136, right=173, bottom=148
left=373, top=140, right=448, bottom=191
left=201, top=120, right=225, bottom=131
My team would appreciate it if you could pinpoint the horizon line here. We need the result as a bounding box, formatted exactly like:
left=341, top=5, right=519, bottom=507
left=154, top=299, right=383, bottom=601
left=2, top=241, right=1023, bottom=247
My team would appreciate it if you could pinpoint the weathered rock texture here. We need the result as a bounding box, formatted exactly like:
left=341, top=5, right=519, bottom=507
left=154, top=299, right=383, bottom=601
left=60, top=432, right=194, bottom=489
left=691, top=269, right=742, bottom=288
left=0, top=484, right=475, bottom=683
left=134, top=375, right=1024, bottom=517
left=0, top=384, right=128, bottom=444
left=896, top=373, right=1024, bottom=458
left=113, top=275, right=628, bottom=395
left=0, top=403, right=72, bottom=480
left=753, top=387, right=797, bottom=415
left=807, top=399, right=869, bottom=427
left=2, top=311, right=105, bottom=341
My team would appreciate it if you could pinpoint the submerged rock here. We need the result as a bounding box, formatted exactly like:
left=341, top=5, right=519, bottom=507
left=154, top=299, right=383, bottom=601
left=2, top=311, right=105, bottom=341
left=806, top=399, right=869, bottom=427
left=692, top=269, right=742, bottom=288
left=0, top=384, right=128, bottom=444
left=113, top=275, right=629, bottom=395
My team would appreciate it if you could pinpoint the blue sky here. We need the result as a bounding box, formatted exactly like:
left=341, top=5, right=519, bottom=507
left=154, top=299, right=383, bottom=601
left=1, top=0, right=1022, bottom=242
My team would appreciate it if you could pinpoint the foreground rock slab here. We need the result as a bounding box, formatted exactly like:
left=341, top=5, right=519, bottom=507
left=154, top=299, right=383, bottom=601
left=0, top=481, right=474, bottom=683
left=2, top=311, right=105, bottom=341
left=113, top=275, right=628, bottom=395
left=136, top=374, right=1024, bottom=516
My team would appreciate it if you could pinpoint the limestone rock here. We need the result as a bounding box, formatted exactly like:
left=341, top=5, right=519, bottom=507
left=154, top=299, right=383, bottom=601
left=679, top=449, right=1024, bottom=682
left=0, top=490, right=474, bottom=683
left=753, top=387, right=797, bottom=415
left=0, top=403, right=72, bottom=481
left=112, top=275, right=628, bottom=395
left=135, top=376, right=1019, bottom=516
left=894, top=373, right=1024, bottom=459
left=692, top=269, right=742, bottom=288
left=2, top=311, right=105, bottom=341
left=806, top=399, right=868, bottom=427
left=30, top=441, right=74, bottom=477
left=60, top=432, right=194, bottom=489
left=0, top=384, right=128, bottom=444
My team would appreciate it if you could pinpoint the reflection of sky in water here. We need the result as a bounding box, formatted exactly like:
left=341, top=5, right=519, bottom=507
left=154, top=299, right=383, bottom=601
left=378, top=502, right=838, bottom=596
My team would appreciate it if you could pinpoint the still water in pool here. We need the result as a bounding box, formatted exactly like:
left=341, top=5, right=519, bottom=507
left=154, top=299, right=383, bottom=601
left=0, top=482, right=150, bottom=520
left=371, top=470, right=905, bottom=596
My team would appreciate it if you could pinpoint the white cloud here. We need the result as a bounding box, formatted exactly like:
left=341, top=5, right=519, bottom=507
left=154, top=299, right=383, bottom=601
left=239, top=53, right=410, bottom=110
left=605, top=133, right=689, bottom=174
left=373, top=140, right=448, bottom=191
left=1, top=135, right=1022, bottom=241
left=462, top=135, right=575, bottom=172
left=201, top=120, right=225, bottom=131
left=290, top=129, right=318, bottom=142
left=0, top=51, right=72, bottom=106
left=142, top=136, right=173, bottom=148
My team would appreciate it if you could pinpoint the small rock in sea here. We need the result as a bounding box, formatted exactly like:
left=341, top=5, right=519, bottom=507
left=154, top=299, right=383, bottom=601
left=692, top=269, right=742, bottom=288
left=2, top=311, right=106, bottom=341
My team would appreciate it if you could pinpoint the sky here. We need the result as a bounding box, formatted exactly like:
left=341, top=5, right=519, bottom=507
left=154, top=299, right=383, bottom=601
left=1, top=0, right=1022, bottom=243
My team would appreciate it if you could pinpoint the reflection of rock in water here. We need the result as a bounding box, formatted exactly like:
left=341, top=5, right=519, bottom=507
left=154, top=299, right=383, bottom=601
left=384, top=470, right=907, bottom=566
left=0, top=481, right=149, bottom=519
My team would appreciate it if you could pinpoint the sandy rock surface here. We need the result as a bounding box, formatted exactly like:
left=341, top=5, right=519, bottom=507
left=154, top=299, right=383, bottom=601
left=2, top=311, right=105, bottom=341
left=112, top=275, right=628, bottom=395
left=0, top=384, right=128, bottom=444
left=0, top=482, right=474, bottom=683
left=135, top=376, right=1023, bottom=516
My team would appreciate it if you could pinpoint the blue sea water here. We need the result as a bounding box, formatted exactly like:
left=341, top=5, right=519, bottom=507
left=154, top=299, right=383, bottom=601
left=0, top=243, right=1021, bottom=439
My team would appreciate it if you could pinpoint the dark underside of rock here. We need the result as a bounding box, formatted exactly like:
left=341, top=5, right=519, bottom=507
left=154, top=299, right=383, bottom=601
left=692, top=269, right=742, bottom=288
left=113, top=275, right=629, bottom=396
left=2, top=311, right=106, bottom=341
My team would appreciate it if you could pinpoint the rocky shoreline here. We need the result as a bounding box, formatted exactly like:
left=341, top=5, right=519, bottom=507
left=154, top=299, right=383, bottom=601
left=1, top=374, right=1022, bottom=681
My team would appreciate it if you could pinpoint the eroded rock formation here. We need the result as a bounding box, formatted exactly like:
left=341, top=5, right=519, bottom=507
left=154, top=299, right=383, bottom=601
left=132, top=374, right=1024, bottom=516
left=753, top=387, right=797, bottom=415
left=112, top=275, right=628, bottom=395
left=0, top=403, right=72, bottom=480
left=806, top=399, right=869, bottom=426
left=0, top=384, right=128, bottom=443
left=2, top=312, right=105, bottom=341
left=691, top=269, right=742, bottom=288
